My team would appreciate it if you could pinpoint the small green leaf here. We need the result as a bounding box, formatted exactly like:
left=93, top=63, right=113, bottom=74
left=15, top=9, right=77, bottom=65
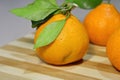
left=34, top=19, right=66, bottom=49
left=11, top=0, right=59, bottom=21
left=66, top=0, right=103, bottom=9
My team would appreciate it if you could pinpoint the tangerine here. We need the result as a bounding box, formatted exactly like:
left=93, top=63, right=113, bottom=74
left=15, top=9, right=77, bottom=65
left=84, top=3, right=120, bottom=46
left=107, top=28, right=120, bottom=71
left=34, top=14, right=89, bottom=65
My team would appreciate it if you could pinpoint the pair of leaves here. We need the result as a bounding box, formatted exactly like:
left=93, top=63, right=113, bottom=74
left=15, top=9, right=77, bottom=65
left=66, top=0, right=103, bottom=9
left=11, top=0, right=65, bottom=48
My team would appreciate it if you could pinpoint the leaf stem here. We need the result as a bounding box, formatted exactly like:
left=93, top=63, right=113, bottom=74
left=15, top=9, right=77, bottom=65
left=65, top=12, right=70, bottom=20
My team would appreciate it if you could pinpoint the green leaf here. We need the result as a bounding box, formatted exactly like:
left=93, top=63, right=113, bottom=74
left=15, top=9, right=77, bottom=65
left=66, top=0, right=103, bottom=9
left=50, top=0, right=58, bottom=6
left=31, top=9, right=58, bottom=28
left=11, top=0, right=59, bottom=21
left=34, top=19, right=66, bottom=49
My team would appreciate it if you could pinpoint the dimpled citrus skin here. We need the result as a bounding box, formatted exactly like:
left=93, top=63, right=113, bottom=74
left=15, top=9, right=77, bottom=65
left=84, top=3, right=120, bottom=46
left=107, top=28, right=120, bottom=71
left=34, top=14, right=89, bottom=65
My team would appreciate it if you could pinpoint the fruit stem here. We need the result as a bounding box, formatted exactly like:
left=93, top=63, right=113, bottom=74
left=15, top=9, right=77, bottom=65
left=108, top=0, right=111, bottom=4
left=65, top=12, right=70, bottom=20
left=103, top=0, right=111, bottom=4
left=59, top=2, right=76, bottom=15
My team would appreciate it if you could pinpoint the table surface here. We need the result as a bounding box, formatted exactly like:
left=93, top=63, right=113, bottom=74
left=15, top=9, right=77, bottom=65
left=1, top=0, right=120, bottom=80
left=0, top=33, right=120, bottom=80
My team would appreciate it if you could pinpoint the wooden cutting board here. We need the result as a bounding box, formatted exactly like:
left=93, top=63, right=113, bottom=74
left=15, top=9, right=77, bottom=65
left=0, top=33, right=119, bottom=80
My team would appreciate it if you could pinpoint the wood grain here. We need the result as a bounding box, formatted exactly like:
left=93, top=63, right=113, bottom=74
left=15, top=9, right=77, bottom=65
left=0, top=33, right=119, bottom=80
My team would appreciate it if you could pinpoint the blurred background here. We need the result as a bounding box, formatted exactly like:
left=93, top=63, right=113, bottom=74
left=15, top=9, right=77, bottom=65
left=0, top=0, right=120, bottom=46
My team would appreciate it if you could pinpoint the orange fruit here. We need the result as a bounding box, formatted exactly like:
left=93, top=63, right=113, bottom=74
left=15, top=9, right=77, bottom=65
left=34, top=14, right=89, bottom=65
left=84, top=3, right=120, bottom=46
left=107, top=28, right=120, bottom=71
